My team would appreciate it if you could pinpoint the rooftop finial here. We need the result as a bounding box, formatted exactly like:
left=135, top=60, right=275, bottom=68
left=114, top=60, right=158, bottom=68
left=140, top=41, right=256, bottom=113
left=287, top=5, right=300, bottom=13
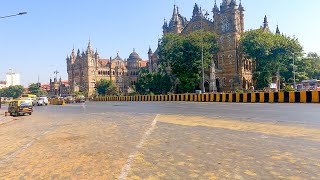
left=276, top=25, right=280, bottom=34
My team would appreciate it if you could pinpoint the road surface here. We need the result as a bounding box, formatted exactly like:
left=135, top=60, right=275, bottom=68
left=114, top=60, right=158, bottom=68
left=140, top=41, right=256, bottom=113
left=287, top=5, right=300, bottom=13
left=0, top=102, right=319, bottom=179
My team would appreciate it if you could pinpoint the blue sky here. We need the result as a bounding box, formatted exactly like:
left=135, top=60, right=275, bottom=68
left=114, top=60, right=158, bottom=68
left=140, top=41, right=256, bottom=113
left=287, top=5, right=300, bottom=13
left=1, top=0, right=319, bottom=86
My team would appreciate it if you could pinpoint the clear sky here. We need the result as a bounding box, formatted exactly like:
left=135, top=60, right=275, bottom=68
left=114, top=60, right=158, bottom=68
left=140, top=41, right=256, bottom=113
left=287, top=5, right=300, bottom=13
left=1, top=0, right=319, bottom=86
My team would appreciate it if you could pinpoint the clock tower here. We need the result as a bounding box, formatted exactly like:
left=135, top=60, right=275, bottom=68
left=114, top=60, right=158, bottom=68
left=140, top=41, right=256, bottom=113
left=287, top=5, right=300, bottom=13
left=212, top=0, right=250, bottom=91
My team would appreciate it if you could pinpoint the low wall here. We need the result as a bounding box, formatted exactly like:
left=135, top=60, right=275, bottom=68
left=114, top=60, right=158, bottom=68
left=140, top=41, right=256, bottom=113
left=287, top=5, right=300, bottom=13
left=94, top=91, right=320, bottom=103
left=49, top=99, right=65, bottom=105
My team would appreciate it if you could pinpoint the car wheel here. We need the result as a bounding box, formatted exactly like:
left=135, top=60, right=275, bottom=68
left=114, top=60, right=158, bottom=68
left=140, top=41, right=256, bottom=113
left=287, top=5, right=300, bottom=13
left=29, top=112, right=32, bottom=115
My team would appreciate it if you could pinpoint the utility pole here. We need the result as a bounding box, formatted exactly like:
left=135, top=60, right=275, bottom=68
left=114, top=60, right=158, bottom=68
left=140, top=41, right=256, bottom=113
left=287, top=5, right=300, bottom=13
left=293, top=52, right=296, bottom=90
left=201, top=8, right=209, bottom=93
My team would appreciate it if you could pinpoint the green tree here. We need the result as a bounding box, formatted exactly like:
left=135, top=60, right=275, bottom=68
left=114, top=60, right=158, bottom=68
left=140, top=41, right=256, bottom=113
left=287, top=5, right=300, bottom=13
left=136, top=68, right=172, bottom=95
left=1, top=85, right=24, bottom=98
left=158, top=31, right=218, bottom=93
left=239, top=29, right=303, bottom=89
left=96, top=79, right=119, bottom=96
left=296, top=52, right=320, bottom=80
left=28, top=83, right=48, bottom=96
left=28, top=83, right=41, bottom=95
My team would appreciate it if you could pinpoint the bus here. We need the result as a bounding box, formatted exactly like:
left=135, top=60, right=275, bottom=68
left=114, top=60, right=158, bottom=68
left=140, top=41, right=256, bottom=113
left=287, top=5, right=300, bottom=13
left=296, top=79, right=320, bottom=91
left=21, top=94, right=37, bottom=99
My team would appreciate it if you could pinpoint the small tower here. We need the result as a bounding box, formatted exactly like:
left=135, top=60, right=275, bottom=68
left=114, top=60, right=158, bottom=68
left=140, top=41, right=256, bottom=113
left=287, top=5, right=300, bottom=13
left=262, top=15, right=269, bottom=31
left=192, top=3, right=201, bottom=18
left=86, top=39, right=93, bottom=56
left=276, top=25, right=281, bottom=34
left=148, top=46, right=153, bottom=72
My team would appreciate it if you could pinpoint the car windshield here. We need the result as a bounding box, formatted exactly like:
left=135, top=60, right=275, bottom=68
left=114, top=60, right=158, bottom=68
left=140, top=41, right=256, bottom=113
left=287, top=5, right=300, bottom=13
left=19, top=101, right=30, bottom=107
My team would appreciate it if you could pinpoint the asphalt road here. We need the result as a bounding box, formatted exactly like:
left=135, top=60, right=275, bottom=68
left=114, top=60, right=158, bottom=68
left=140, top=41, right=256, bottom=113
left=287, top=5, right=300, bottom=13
left=0, top=102, right=319, bottom=179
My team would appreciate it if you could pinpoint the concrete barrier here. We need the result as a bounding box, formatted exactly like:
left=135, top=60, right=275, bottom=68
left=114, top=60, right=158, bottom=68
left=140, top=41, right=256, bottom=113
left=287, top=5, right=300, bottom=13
left=94, top=91, right=320, bottom=103
left=49, top=99, right=65, bottom=105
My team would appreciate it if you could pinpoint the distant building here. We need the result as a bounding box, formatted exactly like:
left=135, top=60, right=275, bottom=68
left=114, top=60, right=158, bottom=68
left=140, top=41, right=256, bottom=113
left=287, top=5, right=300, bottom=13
left=66, top=41, right=148, bottom=96
left=40, top=83, right=51, bottom=92
left=0, top=81, right=6, bottom=89
left=48, top=78, right=71, bottom=97
left=6, top=69, right=20, bottom=87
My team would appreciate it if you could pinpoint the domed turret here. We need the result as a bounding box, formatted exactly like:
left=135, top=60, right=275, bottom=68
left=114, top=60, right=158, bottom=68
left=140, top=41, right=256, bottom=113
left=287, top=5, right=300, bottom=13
left=128, top=49, right=141, bottom=61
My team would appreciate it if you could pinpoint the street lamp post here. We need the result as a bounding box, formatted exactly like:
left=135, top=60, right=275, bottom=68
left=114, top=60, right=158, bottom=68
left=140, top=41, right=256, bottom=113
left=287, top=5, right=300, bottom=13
left=0, top=12, right=27, bottom=19
left=292, top=52, right=296, bottom=90
left=201, top=8, right=209, bottom=93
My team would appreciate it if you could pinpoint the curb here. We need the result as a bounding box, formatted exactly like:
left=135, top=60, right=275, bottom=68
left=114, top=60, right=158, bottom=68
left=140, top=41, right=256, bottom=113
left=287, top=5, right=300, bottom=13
left=94, top=91, right=320, bottom=103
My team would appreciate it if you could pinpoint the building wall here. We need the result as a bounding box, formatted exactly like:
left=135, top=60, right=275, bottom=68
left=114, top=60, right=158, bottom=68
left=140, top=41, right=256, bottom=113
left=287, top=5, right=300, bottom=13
left=67, top=43, right=147, bottom=96
left=150, top=2, right=253, bottom=92
left=6, top=72, right=20, bottom=87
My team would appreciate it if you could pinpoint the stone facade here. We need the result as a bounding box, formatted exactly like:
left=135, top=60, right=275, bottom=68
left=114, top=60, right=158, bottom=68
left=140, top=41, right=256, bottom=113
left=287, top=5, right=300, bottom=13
left=149, top=1, right=256, bottom=92
left=67, top=41, right=147, bottom=96
left=48, top=78, right=70, bottom=97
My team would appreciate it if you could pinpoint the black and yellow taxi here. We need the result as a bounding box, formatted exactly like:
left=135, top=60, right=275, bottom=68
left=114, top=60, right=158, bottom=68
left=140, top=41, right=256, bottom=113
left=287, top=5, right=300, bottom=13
left=8, top=100, right=33, bottom=116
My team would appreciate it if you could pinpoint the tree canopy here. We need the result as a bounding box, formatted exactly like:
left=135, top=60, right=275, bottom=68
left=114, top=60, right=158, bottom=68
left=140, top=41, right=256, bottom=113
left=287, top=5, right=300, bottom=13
left=239, top=29, right=303, bottom=89
left=135, top=68, right=172, bottom=95
left=96, top=79, right=119, bottom=96
left=0, top=85, right=24, bottom=99
left=158, top=31, right=218, bottom=93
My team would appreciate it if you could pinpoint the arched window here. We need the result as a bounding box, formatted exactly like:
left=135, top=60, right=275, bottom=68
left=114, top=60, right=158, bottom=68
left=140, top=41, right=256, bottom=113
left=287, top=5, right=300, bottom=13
left=221, top=55, right=225, bottom=65
left=113, top=71, right=115, bottom=75
left=228, top=55, right=233, bottom=64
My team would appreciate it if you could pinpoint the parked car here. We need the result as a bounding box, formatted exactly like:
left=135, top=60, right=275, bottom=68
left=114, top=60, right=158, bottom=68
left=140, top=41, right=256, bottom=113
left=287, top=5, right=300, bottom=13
left=8, top=100, right=33, bottom=116
left=39, top=96, right=49, bottom=105
left=75, top=95, right=85, bottom=103
left=65, top=96, right=75, bottom=104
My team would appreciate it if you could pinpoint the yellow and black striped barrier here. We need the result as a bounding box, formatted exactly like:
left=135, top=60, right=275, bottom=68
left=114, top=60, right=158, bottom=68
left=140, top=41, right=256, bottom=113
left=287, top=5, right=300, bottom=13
left=94, top=91, right=320, bottom=103
left=49, top=98, right=65, bottom=105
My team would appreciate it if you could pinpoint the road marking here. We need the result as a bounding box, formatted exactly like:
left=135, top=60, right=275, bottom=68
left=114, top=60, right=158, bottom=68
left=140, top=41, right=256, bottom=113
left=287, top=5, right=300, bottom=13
left=119, top=114, right=159, bottom=180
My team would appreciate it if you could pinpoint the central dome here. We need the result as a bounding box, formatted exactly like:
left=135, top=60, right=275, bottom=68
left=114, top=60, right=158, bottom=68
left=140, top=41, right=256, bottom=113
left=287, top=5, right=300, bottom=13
left=128, top=50, right=141, bottom=61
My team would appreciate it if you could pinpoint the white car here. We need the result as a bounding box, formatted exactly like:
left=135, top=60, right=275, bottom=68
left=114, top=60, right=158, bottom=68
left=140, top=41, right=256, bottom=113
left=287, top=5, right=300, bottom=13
left=37, top=97, right=49, bottom=106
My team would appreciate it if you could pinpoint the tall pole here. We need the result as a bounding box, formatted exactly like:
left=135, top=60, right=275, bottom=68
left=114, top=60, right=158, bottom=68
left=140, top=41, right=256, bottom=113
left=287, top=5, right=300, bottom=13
left=200, top=8, right=209, bottom=93
left=201, top=16, right=205, bottom=93
left=293, top=52, right=296, bottom=90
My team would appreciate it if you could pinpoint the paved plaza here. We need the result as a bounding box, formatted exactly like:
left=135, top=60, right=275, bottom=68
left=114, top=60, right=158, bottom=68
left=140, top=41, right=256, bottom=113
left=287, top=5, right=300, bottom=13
left=0, top=102, right=319, bottom=179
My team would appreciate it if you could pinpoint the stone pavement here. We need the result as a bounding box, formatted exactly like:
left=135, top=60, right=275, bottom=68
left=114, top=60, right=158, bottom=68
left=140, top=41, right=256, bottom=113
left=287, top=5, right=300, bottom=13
left=0, top=107, right=14, bottom=125
left=0, top=102, right=319, bottom=179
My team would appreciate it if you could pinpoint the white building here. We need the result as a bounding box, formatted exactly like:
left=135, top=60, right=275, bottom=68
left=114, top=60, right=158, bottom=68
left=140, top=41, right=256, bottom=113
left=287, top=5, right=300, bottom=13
left=6, top=69, right=20, bottom=87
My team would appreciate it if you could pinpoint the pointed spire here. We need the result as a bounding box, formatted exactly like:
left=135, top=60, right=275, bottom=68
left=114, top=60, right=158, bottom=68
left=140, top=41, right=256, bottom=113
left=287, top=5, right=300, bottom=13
left=173, top=4, right=177, bottom=16
left=193, top=3, right=200, bottom=17
left=263, top=15, right=269, bottom=30
left=276, top=25, right=281, bottom=34
left=88, top=38, right=91, bottom=48
left=213, top=0, right=220, bottom=12
left=239, top=0, right=245, bottom=11
left=77, top=49, right=81, bottom=56
left=148, top=46, right=153, bottom=54
left=230, top=0, right=237, bottom=7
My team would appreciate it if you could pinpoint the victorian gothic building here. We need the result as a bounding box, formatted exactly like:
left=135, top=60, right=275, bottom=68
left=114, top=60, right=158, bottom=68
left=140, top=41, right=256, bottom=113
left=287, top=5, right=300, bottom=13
left=148, top=0, right=280, bottom=92
left=67, top=0, right=280, bottom=95
left=66, top=41, right=147, bottom=96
